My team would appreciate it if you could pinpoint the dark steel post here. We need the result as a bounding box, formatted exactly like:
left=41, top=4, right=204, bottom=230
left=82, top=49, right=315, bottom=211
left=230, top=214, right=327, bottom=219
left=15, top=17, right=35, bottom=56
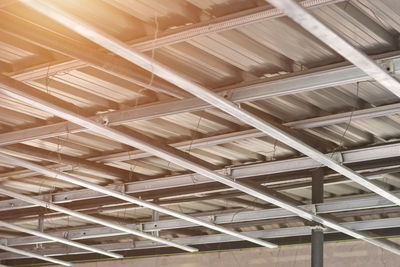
left=311, top=168, right=324, bottom=267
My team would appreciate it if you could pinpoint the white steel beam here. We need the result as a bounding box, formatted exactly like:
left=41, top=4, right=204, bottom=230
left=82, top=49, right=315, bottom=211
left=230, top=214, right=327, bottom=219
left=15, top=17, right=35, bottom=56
left=5, top=192, right=400, bottom=247
left=285, top=102, right=400, bottom=129
left=5, top=138, right=400, bottom=210
left=264, top=0, right=400, bottom=97
left=0, top=187, right=197, bottom=253
left=1, top=99, right=400, bottom=179
left=1, top=53, right=400, bottom=147
left=128, top=0, right=343, bottom=52
left=1, top=140, right=399, bottom=213
left=0, top=243, right=73, bottom=266
left=1, top=217, right=400, bottom=260
left=0, top=152, right=277, bottom=249
left=0, top=220, right=122, bottom=259
left=18, top=0, right=400, bottom=254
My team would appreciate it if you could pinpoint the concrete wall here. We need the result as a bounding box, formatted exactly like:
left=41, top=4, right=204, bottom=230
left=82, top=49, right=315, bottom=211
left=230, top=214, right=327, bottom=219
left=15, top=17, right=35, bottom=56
left=72, top=238, right=400, bottom=267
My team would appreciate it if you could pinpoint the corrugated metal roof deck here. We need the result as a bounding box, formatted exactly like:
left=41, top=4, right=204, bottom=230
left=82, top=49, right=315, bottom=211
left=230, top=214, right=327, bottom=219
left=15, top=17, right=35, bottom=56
left=0, top=0, right=400, bottom=263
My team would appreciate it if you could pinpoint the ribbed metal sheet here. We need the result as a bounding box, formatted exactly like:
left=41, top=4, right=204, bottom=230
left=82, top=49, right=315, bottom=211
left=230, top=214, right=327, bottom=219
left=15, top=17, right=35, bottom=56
left=1, top=0, right=400, bottom=247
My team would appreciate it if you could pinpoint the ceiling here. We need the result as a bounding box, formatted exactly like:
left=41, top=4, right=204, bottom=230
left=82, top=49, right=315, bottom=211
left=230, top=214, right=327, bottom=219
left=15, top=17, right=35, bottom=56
left=0, top=0, right=400, bottom=265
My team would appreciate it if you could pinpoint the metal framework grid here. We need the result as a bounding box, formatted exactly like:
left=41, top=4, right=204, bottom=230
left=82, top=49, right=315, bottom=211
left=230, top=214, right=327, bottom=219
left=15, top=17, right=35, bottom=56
left=0, top=0, right=400, bottom=266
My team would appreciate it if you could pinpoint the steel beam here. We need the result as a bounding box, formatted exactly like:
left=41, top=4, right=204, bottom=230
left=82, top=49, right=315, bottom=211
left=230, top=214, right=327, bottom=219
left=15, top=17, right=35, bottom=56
left=4, top=192, right=400, bottom=247
left=0, top=244, right=73, bottom=266
left=90, top=128, right=266, bottom=163
left=128, top=0, right=342, bottom=52
left=334, top=2, right=395, bottom=48
left=285, top=102, right=400, bottom=129
left=2, top=52, right=400, bottom=147
left=0, top=12, right=187, bottom=100
left=1, top=119, right=399, bottom=188
left=0, top=152, right=277, bottom=249
left=0, top=220, right=122, bottom=259
left=3, top=143, right=133, bottom=181
left=0, top=187, right=197, bottom=252
left=1, top=140, right=399, bottom=213
left=2, top=168, right=399, bottom=223
left=7, top=0, right=341, bottom=83
left=1, top=217, right=399, bottom=260
left=88, top=101, right=400, bottom=162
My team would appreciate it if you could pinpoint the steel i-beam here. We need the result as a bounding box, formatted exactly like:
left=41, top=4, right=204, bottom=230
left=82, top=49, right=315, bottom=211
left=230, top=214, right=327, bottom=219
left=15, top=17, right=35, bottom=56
left=0, top=243, right=73, bottom=266
left=0, top=152, right=277, bottom=249
left=0, top=220, right=122, bottom=259
left=1, top=216, right=400, bottom=260
left=0, top=187, right=197, bottom=252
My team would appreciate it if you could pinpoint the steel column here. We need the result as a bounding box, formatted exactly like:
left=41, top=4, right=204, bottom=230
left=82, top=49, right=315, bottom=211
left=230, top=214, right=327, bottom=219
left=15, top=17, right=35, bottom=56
left=311, top=168, right=324, bottom=267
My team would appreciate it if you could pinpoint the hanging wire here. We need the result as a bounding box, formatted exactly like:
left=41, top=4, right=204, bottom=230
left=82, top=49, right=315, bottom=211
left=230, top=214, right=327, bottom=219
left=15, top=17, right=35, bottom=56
left=229, top=197, right=258, bottom=223
left=328, top=81, right=360, bottom=163
left=132, top=11, right=159, bottom=109
left=337, top=81, right=360, bottom=151
left=271, top=139, right=278, bottom=161
left=187, top=110, right=205, bottom=156
left=129, top=12, right=159, bottom=178
left=126, top=147, right=138, bottom=182
left=355, top=0, right=386, bottom=27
